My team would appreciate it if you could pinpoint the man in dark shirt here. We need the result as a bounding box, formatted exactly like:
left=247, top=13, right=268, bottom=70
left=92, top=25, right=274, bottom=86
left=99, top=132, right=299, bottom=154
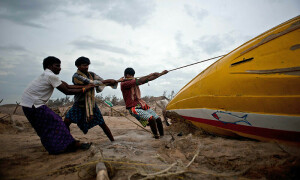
left=120, top=67, right=168, bottom=139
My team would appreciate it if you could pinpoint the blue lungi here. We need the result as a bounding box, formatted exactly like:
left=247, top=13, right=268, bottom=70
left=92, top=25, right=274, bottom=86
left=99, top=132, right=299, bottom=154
left=65, top=103, right=104, bottom=134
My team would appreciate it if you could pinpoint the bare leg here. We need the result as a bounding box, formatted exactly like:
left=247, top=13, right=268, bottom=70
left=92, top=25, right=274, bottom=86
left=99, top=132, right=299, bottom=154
left=148, top=117, right=159, bottom=139
left=156, top=117, right=164, bottom=136
left=99, top=123, right=114, bottom=141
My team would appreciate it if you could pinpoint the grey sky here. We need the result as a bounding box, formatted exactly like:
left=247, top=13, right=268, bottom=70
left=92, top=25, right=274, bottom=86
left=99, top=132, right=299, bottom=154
left=0, top=0, right=299, bottom=104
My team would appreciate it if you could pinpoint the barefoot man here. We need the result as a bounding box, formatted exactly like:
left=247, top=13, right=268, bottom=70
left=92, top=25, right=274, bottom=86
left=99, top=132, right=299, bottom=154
left=120, top=68, right=168, bottom=139
left=64, top=56, right=117, bottom=142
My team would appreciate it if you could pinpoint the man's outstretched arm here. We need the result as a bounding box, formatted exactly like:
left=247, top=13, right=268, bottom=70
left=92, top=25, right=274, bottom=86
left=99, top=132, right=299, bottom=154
left=137, top=70, right=168, bottom=85
left=89, top=73, right=117, bottom=86
left=57, top=81, right=95, bottom=95
left=101, top=79, right=118, bottom=86
left=61, top=81, right=87, bottom=89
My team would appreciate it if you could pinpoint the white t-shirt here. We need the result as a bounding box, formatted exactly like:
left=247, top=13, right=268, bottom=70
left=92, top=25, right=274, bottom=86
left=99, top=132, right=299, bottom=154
left=21, top=69, right=62, bottom=108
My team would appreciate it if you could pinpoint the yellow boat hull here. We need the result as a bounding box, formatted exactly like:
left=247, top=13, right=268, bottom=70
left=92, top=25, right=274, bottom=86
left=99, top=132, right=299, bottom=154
left=167, top=16, right=300, bottom=145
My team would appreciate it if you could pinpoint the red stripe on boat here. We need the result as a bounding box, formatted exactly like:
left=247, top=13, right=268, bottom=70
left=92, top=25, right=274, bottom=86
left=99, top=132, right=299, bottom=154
left=181, top=115, right=300, bottom=142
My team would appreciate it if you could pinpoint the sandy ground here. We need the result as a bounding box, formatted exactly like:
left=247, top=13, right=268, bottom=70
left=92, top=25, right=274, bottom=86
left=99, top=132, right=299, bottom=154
left=0, top=104, right=299, bottom=180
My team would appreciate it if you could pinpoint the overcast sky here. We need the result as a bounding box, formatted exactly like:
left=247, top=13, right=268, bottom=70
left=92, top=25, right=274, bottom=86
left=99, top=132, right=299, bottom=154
left=0, top=0, right=299, bottom=104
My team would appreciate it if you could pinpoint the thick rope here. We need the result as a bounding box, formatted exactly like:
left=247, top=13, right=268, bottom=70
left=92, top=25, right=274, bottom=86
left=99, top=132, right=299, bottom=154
left=5, top=158, right=171, bottom=180
left=6, top=146, right=252, bottom=180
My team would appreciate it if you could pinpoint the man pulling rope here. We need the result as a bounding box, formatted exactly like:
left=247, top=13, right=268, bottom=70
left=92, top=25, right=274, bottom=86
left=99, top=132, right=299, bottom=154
left=120, top=68, right=168, bottom=139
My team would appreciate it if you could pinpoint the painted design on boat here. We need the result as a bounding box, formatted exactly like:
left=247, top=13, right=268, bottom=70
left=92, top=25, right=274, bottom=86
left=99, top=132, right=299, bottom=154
left=211, top=111, right=252, bottom=126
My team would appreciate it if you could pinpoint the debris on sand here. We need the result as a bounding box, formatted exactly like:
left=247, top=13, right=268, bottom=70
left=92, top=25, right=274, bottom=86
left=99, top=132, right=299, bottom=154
left=0, top=104, right=300, bottom=180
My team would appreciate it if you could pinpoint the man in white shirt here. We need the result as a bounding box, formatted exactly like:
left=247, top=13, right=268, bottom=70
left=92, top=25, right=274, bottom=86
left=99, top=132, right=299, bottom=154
left=21, top=56, right=94, bottom=154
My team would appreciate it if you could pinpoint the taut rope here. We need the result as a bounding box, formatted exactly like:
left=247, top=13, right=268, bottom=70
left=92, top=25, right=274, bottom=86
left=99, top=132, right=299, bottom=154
left=168, top=54, right=226, bottom=72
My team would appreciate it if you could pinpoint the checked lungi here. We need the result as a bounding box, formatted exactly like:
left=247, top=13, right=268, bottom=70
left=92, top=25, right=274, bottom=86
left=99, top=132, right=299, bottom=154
left=128, top=104, right=160, bottom=127
left=65, top=103, right=104, bottom=134
left=22, top=105, right=75, bottom=154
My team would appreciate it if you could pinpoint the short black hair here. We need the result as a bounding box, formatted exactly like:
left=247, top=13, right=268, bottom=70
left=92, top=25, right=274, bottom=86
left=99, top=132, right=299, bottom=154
left=43, top=56, right=61, bottom=70
left=124, top=67, right=135, bottom=76
left=75, top=56, right=91, bottom=66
